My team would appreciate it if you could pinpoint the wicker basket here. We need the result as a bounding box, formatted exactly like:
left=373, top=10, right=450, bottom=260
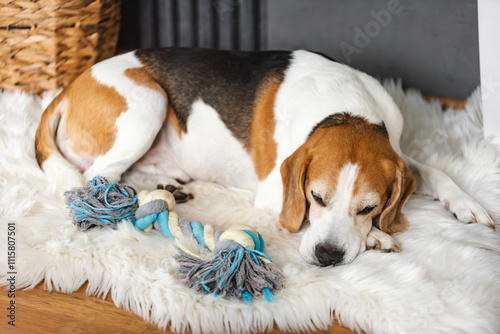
left=0, top=0, right=121, bottom=94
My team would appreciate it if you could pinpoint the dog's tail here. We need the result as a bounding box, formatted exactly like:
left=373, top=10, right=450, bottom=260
left=34, top=91, right=85, bottom=191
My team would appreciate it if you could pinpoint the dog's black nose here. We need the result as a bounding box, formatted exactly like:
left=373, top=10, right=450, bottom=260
left=315, top=244, right=345, bottom=266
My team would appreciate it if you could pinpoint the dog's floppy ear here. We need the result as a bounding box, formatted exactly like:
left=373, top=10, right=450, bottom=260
left=279, top=146, right=311, bottom=233
left=379, top=158, right=416, bottom=235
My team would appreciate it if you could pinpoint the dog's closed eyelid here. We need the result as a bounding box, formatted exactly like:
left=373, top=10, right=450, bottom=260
left=311, top=191, right=326, bottom=207
left=357, top=205, right=376, bottom=215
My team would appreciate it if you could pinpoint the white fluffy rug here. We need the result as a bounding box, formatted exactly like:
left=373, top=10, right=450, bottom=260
left=1, top=81, right=500, bottom=334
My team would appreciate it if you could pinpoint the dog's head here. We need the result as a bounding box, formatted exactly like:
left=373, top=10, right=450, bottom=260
left=279, top=113, right=416, bottom=266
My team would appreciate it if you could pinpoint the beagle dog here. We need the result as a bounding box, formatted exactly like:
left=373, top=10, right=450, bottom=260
left=35, top=48, right=495, bottom=266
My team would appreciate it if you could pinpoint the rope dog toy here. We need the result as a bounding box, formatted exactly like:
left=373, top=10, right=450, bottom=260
left=64, top=176, right=284, bottom=304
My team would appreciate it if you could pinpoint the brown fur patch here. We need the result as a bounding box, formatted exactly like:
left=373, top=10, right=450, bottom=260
left=124, top=68, right=166, bottom=96
left=34, top=91, right=67, bottom=166
left=247, top=78, right=282, bottom=181
left=63, top=70, right=127, bottom=157
left=167, top=105, right=183, bottom=138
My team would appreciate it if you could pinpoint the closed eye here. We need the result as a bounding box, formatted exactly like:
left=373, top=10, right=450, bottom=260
left=311, top=191, right=326, bottom=207
left=357, top=206, right=376, bottom=215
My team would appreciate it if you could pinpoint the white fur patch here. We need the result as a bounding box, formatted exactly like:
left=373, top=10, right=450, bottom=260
left=161, top=98, right=258, bottom=190
left=273, top=50, right=402, bottom=158
left=300, top=163, right=361, bottom=265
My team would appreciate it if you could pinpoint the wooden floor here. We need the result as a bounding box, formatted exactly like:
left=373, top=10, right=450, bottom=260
left=0, top=283, right=355, bottom=334
left=422, top=95, right=466, bottom=110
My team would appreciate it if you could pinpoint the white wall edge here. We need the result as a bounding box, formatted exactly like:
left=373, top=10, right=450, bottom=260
left=478, top=0, right=500, bottom=147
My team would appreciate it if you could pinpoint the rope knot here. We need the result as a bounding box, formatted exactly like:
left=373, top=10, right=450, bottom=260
left=134, top=189, right=177, bottom=233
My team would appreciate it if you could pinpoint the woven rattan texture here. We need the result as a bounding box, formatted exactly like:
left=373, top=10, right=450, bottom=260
left=0, top=0, right=121, bottom=94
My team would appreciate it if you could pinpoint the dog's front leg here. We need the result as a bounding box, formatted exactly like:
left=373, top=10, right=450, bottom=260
left=403, top=155, right=495, bottom=229
left=366, top=226, right=401, bottom=252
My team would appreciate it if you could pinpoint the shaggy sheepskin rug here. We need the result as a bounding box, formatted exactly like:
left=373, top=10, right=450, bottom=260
left=1, top=81, right=499, bottom=334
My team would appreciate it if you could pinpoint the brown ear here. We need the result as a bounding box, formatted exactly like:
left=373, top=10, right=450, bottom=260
left=379, top=158, right=416, bottom=235
left=279, top=146, right=311, bottom=233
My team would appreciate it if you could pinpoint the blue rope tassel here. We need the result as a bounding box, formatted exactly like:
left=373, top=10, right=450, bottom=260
left=174, top=227, right=284, bottom=304
left=64, top=176, right=138, bottom=230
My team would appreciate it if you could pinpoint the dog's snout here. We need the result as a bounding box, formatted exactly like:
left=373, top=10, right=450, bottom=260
left=315, top=243, right=345, bottom=266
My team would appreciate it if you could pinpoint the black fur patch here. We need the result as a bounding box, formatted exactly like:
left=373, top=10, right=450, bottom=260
left=135, top=48, right=291, bottom=147
left=308, top=112, right=388, bottom=138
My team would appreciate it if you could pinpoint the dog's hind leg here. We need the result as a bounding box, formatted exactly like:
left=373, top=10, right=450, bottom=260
left=79, top=53, right=169, bottom=183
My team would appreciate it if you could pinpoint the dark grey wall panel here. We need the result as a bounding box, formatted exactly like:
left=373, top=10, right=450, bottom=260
left=265, top=0, right=479, bottom=99
left=119, top=0, right=264, bottom=51
left=239, top=0, right=257, bottom=50
left=177, top=0, right=196, bottom=47
left=217, top=2, right=236, bottom=49
left=157, top=0, right=175, bottom=46
left=197, top=0, right=215, bottom=47
left=138, top=0, right=157, bottom=48
left=117, top=0, right=480, bottom=99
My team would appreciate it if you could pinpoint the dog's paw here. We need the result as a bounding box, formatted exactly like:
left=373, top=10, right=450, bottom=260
left=442, top=194, right=495, bottom=230
left=417, top=165, right=496, bottom=230
left=157, top=184, right=194, bottom=204
left=366, top=227, right=401, bottom=253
